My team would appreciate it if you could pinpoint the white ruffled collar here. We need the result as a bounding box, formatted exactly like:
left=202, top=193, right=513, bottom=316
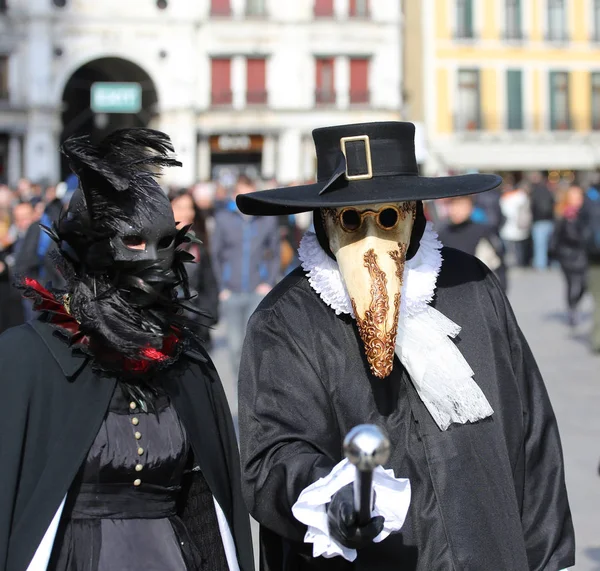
left=298, top=222, right=442, bottom=318
left=298, top=223, right=494, bottom=431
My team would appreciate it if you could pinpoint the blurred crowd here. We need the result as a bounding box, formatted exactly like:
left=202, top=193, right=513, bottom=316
left=1, top=169, right=600, bottom=367
left=429, top=171, right=600, bottom=353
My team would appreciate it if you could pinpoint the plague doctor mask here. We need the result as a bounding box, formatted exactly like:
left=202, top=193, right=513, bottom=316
left=321, top=201, right=417, bottom=378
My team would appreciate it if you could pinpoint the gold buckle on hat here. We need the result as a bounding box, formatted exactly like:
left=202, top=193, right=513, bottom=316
left=340, top=135, right=373, bottom=181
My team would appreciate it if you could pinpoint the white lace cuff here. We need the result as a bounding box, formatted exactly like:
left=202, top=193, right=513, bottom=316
left=291, top=459, right=411, bottom=562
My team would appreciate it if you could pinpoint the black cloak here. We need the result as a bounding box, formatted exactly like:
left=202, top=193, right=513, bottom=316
left=0, top=318, right=254, bottom=571
left=238, top=247, right=575, bottom=570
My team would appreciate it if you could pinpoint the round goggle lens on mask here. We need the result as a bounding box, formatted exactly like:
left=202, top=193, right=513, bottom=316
left=378, top=207, right=399, bottom=229
left=339, top=206, right=401, bottom=232
left=341, top=209, right=362, bottom=231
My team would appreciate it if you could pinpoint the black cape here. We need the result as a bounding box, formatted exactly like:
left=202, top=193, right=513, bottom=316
left=0, top=319, right=254, bottom=571
left=238, top=247, right=574, bottom=571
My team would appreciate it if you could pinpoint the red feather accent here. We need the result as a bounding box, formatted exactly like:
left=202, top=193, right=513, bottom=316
left=141, top=347, right=168, bottom=361
left=20, top=277, right=180, bottom=373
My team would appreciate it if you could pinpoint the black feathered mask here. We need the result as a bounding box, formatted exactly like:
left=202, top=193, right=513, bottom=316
left=39, top=129, right=205, bottom=366
left=58, top=129, right=181, bottom=276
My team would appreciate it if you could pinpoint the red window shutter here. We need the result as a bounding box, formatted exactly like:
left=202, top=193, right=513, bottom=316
left=247, top=58, right=266, bottom=104
left=316, top=58, right=335, bottom=104
left=350, top=58, right=369, bottom=104
left=211, top=0, right=231, bottom=16
left=314, top=0, right=334, bottom=17
left=211, top=58, right=232, bottom=105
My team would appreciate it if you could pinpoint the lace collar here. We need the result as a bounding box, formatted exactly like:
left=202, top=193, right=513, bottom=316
left=298, top=222, right=442, bottom=318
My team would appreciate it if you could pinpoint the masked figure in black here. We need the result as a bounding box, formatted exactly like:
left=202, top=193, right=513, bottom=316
left=0, top=129, right=254, bottom=571
left=236, top=122, right=573, bottom=571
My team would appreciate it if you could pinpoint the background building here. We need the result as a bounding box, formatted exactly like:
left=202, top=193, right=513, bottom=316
left=416, top=0, right=600, bottom=179
left=0, top=0, right=22, bottom=187
left=0, top=0, right=403, bottom=188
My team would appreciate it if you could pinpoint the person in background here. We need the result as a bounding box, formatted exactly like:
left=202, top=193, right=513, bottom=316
left=0, top=204, right=33, bottom=333
left=529, top=172, right=555, bottom=270
left=170, top=188, right=219, bottom=350
left=43, top=184, right=58, bottom=203
left=11, top=201, right=35, bottom=239
left=213, top=181, right=230, bottom=213
left=5, top=200, right=36, bottom=274
left=0, top=184, right=12, bottom=200
left=472, top=184, right=504, bottom=231
left=14, top=197, right=66, bottom=320
left=500, top=179, right=532, bottom=267
left=438, top=194, right=507, bottom=291
left=549, top=184, right=588, bottom=327
left=580, top=179, right=600, bottom=352
left=210, top=174, right=280, bottom=374
left=192, top=181, right=217, bottom=236
left=425, top=197, right=449, bottom=226
left=16, top=177, right=32, bottom=201
left=0, top=187, right=13, bottom=249
left=30, top=182, right=43, bottom=201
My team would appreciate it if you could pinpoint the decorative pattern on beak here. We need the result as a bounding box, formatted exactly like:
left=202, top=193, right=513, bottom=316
left=390, top=243, right=408, bottom=280
left=351, top=248, right=405, bottom=378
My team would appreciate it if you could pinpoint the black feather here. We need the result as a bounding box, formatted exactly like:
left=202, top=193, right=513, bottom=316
left=60, top=128, right=181, bottom=232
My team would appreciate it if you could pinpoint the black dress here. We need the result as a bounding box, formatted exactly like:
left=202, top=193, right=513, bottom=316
left=49, top=385, right=204, bottom=571
left=0, top=317, right=254, bottom=571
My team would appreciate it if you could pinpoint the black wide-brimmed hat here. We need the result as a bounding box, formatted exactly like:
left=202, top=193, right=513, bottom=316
left=236, top=121, right=502, bottom=216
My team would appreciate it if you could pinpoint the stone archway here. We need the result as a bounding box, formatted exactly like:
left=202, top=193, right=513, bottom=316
left=60, top=57, right=158, bottom=178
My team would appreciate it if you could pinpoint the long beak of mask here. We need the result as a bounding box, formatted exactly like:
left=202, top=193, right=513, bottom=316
left=322, top=201, right=417, bottom=378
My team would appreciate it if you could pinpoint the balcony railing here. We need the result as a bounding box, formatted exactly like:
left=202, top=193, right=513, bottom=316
left=349, top=8, right=370, bottom=18
left=454, top=114, right=482, bottom=131
left=550, top=118, right=572, bottom=131
left=545, top=31, right=569, bottom=42
left=245, top=8, right=267, bottom=17
left=349, top=91, right=370, bottom=105
left=211, top=90, right=233, bottom=106
left=450, top=112, right=600, bottom=133
left=454, top=113, right=525, bottom=132
left=454, top=29, right=476, bottom=40
left=503, top=29, right=526, bottom=41
left=315, top=89, right=336, bottom=105
left=246, top=90, right=267, bottom=105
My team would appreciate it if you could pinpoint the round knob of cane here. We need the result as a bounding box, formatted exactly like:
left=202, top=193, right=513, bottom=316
left=343, top=424, right=391, bottom=472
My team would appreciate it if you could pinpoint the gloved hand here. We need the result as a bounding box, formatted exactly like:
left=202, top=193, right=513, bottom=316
left=327, top=483, right=384, bottom=550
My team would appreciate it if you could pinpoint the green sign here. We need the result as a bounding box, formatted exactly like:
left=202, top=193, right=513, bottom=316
left=90, top=82, right=142, bottom=114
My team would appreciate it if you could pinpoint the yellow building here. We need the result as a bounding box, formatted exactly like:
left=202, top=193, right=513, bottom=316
left=413, top=0, right=600, bottom=176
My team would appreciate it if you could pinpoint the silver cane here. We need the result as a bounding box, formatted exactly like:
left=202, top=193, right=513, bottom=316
left=343, top=424, right=391, bottom=526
